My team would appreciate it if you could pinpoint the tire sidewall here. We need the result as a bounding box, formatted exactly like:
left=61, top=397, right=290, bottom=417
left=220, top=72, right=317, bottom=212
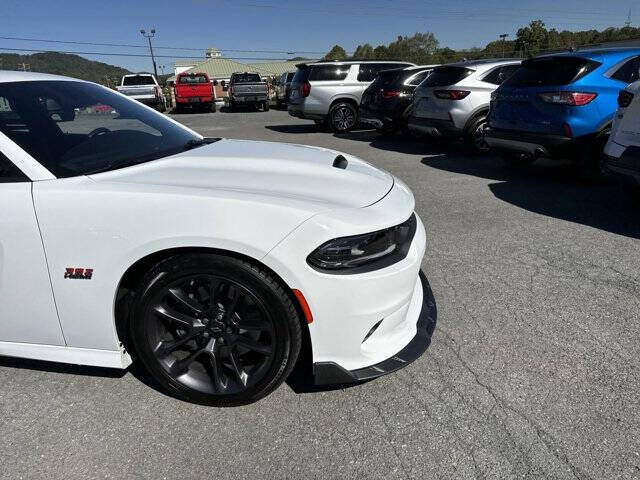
left=130, top=254, right=299, bottom=406
left=330, top=102, right=357, bottom=133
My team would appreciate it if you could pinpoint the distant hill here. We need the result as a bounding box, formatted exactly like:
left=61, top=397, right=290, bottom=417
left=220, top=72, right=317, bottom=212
left=0, top=52, right=131, bottom=86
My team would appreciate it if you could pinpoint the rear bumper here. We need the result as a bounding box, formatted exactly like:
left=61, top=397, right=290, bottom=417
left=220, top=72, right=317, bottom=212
left=135, top=97, right=161, bottom=106
left=176, top=97, right=213, bottom=104
left=232, top=95, right=268, bottom=103
left=358, top=105, right=404, bottom=129
left=485, top=128, right=573, bottom=158
left=407, top=116, right=461, bottom=137
left=288, top=104, right=325, bottom=121
left=313, top=271, right=436, bottom=385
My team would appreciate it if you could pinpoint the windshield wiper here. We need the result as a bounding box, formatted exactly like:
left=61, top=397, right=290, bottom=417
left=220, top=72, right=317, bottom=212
left=183, top=137, right=221, bottom=151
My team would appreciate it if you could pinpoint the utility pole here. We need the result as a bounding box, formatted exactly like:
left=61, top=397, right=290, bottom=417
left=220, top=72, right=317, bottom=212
left=499, top=34, right=509, bottom=58
left=140, top=27, right=159, bottom=79
left=17, top=63, right=30, bottom=71
left=625, top=8, right=632, bottom=28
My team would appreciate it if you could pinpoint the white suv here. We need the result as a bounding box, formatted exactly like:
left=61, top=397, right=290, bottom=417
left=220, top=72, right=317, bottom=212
left=603, top=80, right=640, bottom=186
left=408, top=59, right=521, bottom=153
left=288, top=60, right=414, bottom=133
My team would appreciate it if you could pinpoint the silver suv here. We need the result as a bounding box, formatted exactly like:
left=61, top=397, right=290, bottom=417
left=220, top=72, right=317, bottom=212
left=408, top=59, right=521, bottom=153
left=288, top=60, right=414, bottom=132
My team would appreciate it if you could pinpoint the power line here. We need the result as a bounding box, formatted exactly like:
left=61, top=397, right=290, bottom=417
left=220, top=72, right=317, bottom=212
left=0, top=36, right=326, bottom=55
left=0, top=46, right=316, bottom=61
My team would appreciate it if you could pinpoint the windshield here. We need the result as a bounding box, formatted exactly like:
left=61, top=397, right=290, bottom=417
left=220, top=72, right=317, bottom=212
left=122, top=75, right=155, bottom=86
left=231, top=73, right=262, bottom=83
left=0, top=81, right=200, bottom=178
left=179, top=75, right=208, bottom=84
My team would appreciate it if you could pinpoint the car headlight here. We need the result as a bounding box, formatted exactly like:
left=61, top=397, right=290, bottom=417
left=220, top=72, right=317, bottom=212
left=307, top=214, right=417, bottom=272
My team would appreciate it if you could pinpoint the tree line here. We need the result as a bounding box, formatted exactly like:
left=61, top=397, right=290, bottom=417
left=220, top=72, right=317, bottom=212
left=323, top=20, right=640, bottom=64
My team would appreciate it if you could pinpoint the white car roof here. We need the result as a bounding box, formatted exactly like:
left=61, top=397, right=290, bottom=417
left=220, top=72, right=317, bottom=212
left=0, top=70, right=82, bottom=83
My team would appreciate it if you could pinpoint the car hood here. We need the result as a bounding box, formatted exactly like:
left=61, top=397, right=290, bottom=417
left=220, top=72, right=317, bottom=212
left=89, top=139, right=394, bottom=210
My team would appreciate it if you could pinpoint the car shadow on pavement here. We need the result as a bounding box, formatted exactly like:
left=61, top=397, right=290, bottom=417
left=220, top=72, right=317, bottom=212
left=0, top=356, right=128, bottom=378
left=422, top=155, right=640, bottom=239
left=265, top=124, right=320, bottom=134
left=337, top=129, right=453, bottom=156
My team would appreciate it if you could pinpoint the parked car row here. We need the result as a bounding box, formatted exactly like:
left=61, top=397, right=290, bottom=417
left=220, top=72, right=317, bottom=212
left=285, top=48, right=640, bottom=181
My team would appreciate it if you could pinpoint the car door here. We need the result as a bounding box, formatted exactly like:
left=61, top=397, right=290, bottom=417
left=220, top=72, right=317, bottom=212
left=0, top=149, right=64, bottom=345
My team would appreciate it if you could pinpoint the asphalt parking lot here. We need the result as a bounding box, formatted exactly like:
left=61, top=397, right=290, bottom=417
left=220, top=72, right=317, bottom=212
left=2, top=106, right=639, bottom=480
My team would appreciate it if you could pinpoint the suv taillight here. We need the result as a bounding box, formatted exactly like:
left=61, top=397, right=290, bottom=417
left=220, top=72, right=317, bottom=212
left=301, top=81, right=311, bottom=97
left=618, top=90, right=634, bottom=108
left=229, top=85, right=234, bottom=95
left=538, top=92, right=597, bottom=106
left=154, top=86, right=160, bottom=98
left=434, top=90, right=470, bottom=100
left=382, top=90, right=401, bottom=99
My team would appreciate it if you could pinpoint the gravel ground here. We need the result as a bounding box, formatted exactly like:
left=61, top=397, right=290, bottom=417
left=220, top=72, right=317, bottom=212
left=1, top=107, right=639, bottom=480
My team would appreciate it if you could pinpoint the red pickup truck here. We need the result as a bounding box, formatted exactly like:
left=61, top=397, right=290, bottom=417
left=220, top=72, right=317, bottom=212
left=174, top=72, right=215, bottom=113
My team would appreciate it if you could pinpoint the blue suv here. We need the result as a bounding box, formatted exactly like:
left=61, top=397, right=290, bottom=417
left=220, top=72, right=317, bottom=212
left=485, top=48, right=640, bottom=166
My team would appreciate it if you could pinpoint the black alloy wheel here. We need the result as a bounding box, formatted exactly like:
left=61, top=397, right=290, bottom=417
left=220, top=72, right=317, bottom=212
left=329, top=102, right=357, bottom=133
left=131, top=254, right=302, bottom=406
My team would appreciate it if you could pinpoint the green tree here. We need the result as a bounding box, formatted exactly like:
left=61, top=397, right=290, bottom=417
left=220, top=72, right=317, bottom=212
left=353, top=43, right=375, bottom=59
left=386, top=33, right=439, bottom=64
left=516, top=20, right=549, bottom=56
left=323, top=45, right=348, bottom=61
left=373, top=45, right=390, bottom=59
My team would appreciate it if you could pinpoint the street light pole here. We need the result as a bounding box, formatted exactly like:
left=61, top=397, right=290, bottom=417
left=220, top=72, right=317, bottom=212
left=499, top=34, right=509, bottom=58
left=140, top=28, right=159, bottom=79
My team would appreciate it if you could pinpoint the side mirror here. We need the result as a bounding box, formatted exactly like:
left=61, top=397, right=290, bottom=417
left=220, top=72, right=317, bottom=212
left=213, top=79, right=218, bottom=86
left=220, top=80, right=226, bottom=87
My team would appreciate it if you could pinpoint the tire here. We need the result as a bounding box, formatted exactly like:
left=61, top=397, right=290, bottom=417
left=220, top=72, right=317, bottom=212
left=228, top=101, right=235, bottom=112
left=580, top=128, right=610, bottom=175
left=263, top=101, right=270, bottom=112
left=175, top=104, right=184, bottom=114
left=211, top=102, right=217, bottom=113
left=328, top=102, right=357, bottom=133
left=464, top=114, right=491, bottom=155
left=500, top=152, right=536, bottom=167
left=130, top=253, right=302, bottom=407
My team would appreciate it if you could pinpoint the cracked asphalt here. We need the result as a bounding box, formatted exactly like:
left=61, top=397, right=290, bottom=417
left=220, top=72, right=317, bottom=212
left=1, top=107, right=639, bottom=479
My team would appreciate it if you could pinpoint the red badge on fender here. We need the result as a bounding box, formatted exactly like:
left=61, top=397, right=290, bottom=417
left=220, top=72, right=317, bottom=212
left=64, top=267, right=93, bottom=280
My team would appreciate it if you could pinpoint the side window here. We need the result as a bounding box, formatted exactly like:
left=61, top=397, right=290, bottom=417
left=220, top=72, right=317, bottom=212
left=482, top=65, right=520, bottom=85
left=0, top=152, right=28, bottom=183
left=407, top=70, right=429, bottom=86
left=357, top=64, right=389, bottom=82
left=308, top=66, right=349, bottom=81
left=497, top=65, right=520, bottom=84
left=611, top=57, right=640, bottom=84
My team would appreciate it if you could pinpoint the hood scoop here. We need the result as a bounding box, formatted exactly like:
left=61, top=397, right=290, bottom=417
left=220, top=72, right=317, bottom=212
left=332, top=155, right=348, bottom=170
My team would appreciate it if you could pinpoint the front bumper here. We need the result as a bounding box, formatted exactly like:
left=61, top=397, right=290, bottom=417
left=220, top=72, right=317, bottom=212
left=264, top=178, right=429, bottom=380
left=485, top=128, right=573, bottom=158
left=313, top=271, right=435, bottom=384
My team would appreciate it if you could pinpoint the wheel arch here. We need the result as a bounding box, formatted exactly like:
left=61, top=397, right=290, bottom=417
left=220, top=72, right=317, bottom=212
left=328, top=96, right=359, bottom=111
left=463, top=107, right=490, bottom=133
left=114, top=246, right=313, bottom=368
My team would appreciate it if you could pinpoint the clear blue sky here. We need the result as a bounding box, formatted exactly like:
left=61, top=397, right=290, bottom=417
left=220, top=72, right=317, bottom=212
left=1, top=0, right=636, bottom=72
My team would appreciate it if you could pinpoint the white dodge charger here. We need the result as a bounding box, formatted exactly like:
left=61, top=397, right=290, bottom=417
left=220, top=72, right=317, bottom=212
left=0, top=72, right=435, bottom=406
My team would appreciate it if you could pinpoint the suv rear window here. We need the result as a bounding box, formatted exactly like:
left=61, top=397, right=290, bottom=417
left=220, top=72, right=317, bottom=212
left=179, top=75, right=208, bottom=84
left=504, top=57, right=601, bottom=87
left=122, top=75, right=155, bottom=86
left=231, top=73, right=262, bottom=83
left=422, top=67, right=474, bottom=87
